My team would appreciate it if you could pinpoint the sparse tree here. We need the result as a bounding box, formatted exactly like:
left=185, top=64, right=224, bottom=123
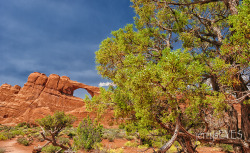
left=34, top=111, right=76, bottom=153
left=87, top=0, right=249, bottom=152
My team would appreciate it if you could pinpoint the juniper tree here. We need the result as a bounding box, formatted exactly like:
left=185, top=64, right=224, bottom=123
left=35, top=112, right=76, bottom=152
left=87, top=0, right=250, bottom=152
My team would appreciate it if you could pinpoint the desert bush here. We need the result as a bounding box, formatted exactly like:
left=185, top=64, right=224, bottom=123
left=124, top=141, right=138, bottom=147
left=74, top=116, right=103, bottom=150
left=0, top=125, right=9, bottom=131
left=61, top=127, right=76, bottom=139
left=11, top=129, right=25, bottom=136
left=0, top=132, right=15, bottom=140
left=37, top=111, right=76, bottom=151
left=37, top=134, right=45, bottom=142
left=67, top=132, right=76, bottom=139
left=37, top=111, right=76, bottom=133
left=94, top=143, right=123, bottom=153
left=107, top=148, right=124, bottom=153
left=58, top=137, right=70, bottom=146
left=118, top=123, right=125, bottom=129
left=125, top=135, right=135, bottom=141
left=138, top=144, right=149, bottom=149
left=218, top=144, right=234, bottom=152
left=16, top=122, right=30, bottom=128
left=0, top=134, right=8, bottom=141
left=17, top=137, right=30, bottom=146
left=107, top=135, right=115, bottom=142
left=41, top=144, right=62, bottom=153
left=31, top=132, right=40, bottom=138
left=103, top=128, right=125, bottom=139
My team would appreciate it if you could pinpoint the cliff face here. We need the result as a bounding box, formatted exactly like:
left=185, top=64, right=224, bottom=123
left=0, top=72, right=101, bottom=125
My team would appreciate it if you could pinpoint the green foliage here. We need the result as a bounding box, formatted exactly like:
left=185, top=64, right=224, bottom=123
left=0, top=134, right=7, bottom=141
left=91, top=0, right=250, bottom=151
left=74, top=116, right=103, bottom=150
left=218, top=144, right=234, bottom=152
left=11, top=129, right=25, bottom=136
left=58, top=137, right=70, bottom=145
left=125, top=135, right=135, bottom=141
left=118, top=123, right=125, bottom=129
left=37, top=112, right=76, bottom=151
left=61, top=127, right=76, bottom=139
left=16, top=122, right=31, bottom=128
left=107, top=135, right=115, bottom=142
left=37, top=111, right=76, bottom=134
left=94, top=144, right=124, bottom=153
left=124, top=141, right=138, bottom=147
left=103, top=128, right=126, bottom=139
left=41, top=145, right=62, bottom=153
left=17, top=137, right=30, bottom=146
left=0, top=124, right=41, bottom=141
left=0, top=132, right=15, bottom=140
left=0, top=125, right=9, bottom=131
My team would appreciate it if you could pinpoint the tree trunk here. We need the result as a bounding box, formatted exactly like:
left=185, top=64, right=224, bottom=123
left=157, top=117, right=180, bottom=153
left=241, top=102, right=250, bottom=153
left=233, top=74, right=250, bottom=153
left=177, top=136, right=196, bottom=153
left=228, top=105, right=238, bottom=136
left=227, top=105, right=241, bottom=152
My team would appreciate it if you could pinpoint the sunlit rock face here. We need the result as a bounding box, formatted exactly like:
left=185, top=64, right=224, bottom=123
left=0, top=72, right=101, bottom=125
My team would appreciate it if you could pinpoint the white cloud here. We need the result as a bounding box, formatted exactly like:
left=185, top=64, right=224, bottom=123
left=98, top=82, right=116, bottom=87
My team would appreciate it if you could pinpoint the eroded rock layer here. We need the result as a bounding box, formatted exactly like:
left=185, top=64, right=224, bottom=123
left=0, top=72, right=101, bottom=125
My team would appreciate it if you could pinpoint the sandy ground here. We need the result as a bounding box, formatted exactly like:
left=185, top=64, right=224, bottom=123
left=0, top=138, right=33, bottom=153
left=0, top=138, right=231, bottom=153
left=0, top=138, right=48, bottom=153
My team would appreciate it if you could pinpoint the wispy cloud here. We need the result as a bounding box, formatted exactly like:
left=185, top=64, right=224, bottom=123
left=99, top=82, right=116, bottom=87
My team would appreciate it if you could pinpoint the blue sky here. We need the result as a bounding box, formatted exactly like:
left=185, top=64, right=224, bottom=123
left=0, top=0, right=135, bottom=97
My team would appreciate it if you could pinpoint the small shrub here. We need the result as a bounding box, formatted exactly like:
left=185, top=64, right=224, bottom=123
left=125, top=135, right=134, bottom=141
left=219, top=144, right=234, bottom=152
left=31, top=132, right=40, bottom=138
left=17, top=137, right=30, bottom=146
left=103, top=129, right=125, bottom=139
left=107, top=148, right=124, bottom=153
left=107, top=135, right=115, bottom=142
left=16, top=122, right=30, bottom=128
left=67, top=132, right=76, bottom=139
left=41, top=144, right=62, bottom=153
left=0, top=148, right=5, bottom=153
left=37, top=135, right=45, bottom=142
left=74, top=116, right=103, bottom=150
left=37, top=111, right=76, bottom=151
left=58, top=137, right=70, bottom=145
left=0, top=125, right=9, bottom=131
left=94, top=144, right=123, bottom=153
left=102, top=133, right=108, bottom=139
left=62, top=128, right=76, bottom=139
left=11, top=130, right=25, bottom=136
left=138, top=144, right=149, bottom=149
left=124, top=141, right=138, bottom=147
left=118, top=123, right=125, bottom=129
left=0, top=132, right=15, bottom=140
left=0, top=134, right=8, bottom=141
left=166, top=145, right=178, bottom=153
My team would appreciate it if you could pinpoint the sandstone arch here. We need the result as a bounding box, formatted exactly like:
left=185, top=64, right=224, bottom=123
left=0, top=72, right=100, bottom=125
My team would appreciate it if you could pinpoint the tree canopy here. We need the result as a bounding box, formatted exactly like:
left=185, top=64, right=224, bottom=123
left=87, top=0, right=250, bottom=152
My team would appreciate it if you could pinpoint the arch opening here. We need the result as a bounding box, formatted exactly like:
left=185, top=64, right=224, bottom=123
left=73, top=88, right=92, bottom=99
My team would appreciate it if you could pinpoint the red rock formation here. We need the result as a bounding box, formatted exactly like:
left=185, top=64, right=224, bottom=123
left=0, top=72, right=102, bottom=126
